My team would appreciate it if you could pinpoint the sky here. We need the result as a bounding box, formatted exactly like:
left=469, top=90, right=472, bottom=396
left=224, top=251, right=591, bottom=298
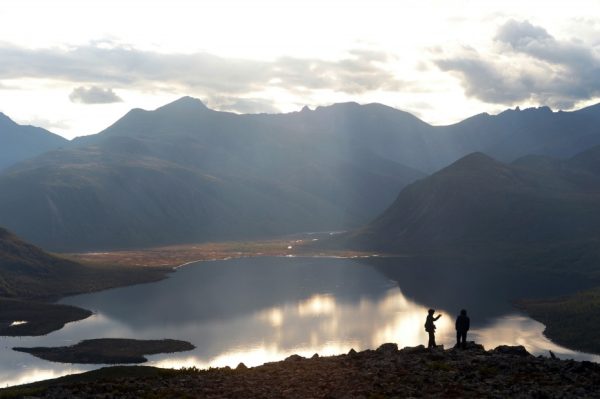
left=1, top=0, right=599, bottom=139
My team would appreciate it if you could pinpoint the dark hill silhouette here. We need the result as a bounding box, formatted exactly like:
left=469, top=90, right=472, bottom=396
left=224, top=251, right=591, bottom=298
left=0, top=227, right=166, bottom=299
left=0, top=227, right=84, bottom=298
left=346, top=146, right=600, bottom=255
left=0, top=113, right=67, bottom=170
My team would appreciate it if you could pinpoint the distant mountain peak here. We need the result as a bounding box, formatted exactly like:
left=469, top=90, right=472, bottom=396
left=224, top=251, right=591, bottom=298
left=0, top=112, right=17, bottom=126
left=156, top=96, right=209, bottom=113
left=315, top=102, right=361, bottom=112
left=447, top=152, right=499, bottom=169
left=576, top=102, right=600, bottom=115
left=525, top=106, right=552, bottom=113
left=499, top=105, right=554, bottom=117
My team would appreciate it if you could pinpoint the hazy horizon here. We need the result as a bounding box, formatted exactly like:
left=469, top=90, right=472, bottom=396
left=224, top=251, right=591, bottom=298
left=3, top=95, right=585, bottom=141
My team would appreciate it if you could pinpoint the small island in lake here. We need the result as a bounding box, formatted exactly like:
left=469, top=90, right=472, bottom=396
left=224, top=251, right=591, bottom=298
left=14, top=338, right=195, bottom=364
left=0, top=298, right=92, bottom=336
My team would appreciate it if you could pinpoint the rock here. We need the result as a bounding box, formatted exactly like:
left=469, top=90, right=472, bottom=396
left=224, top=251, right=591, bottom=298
left=573, top=360, right=600, bottom=373
left=236, top=362, right=247, bottom=370
left=492, top=345, right=531, bottom=357
left=347, top=348, right=357, bottom=356
left=311, top=353, right=319, bottom=359
left=400, top=345, right=427, bottom=355
left=5, top=341, right=600, bottom=398
left=284, top=354, right=304, bottom=362
left=376, top=343, right=398, bottom=354
left=458, top=342, right=485, bottom=351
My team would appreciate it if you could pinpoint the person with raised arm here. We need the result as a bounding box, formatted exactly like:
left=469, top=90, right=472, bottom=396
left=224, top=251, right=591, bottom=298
left=425, top=308, right=442, bottom=348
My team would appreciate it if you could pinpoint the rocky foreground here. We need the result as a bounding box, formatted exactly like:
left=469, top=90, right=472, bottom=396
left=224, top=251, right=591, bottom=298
left=4, top=343, right=600, bottom=398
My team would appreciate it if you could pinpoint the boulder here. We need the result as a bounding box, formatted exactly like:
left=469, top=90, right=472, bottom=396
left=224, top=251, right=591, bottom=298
left=376, top=343, right=398, bottom=354
left=492, top=345, right=531, bottom=357
left=284, top=354, right=304, bottom=362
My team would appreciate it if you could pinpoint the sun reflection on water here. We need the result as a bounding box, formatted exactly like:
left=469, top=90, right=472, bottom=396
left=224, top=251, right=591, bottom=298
left=148, top=289, right=456, bottom=370
left=146, top=288, right=600, bottom=372
left=3, top=257, right=600, bottom=388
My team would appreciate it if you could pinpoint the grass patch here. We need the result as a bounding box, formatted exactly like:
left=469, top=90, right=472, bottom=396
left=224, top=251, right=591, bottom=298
left=520, top=286, right=600, bottom=354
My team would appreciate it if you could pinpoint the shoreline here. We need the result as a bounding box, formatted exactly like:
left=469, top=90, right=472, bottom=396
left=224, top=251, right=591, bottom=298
left=14, top=338, right=196, bottom=365
left=0, top=237, right=375, bottom=338
left=3, top=342, right=600, bottom=398
left=2, top=237, right=599, bottom=388
left=66, top=237, right=378, bottom=271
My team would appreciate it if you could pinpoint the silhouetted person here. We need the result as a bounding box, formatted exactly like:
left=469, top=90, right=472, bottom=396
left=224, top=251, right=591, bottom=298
left=455, top=309, right=470, bottom=348
left=425, top=308, right=442, bottom=348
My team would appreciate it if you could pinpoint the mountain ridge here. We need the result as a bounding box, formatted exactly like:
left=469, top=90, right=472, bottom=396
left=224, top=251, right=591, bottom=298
left=345, top=145, right=600, bottom=257
left=0, top=112, right=68, bottom=170
left=4, top=97, right=600, bottom=250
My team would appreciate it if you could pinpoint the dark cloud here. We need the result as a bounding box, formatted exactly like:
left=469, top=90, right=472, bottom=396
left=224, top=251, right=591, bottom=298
left=0, top=43, right=402, bottom=99
left=436, top=50, right=534, bottom=104
left=496, top=20, right=597, bottom=68
left=69, top=86, right=123, bottom=104
left=435, top=20, right=600, bottom=109
left=495, top=19, right=552, bottom=48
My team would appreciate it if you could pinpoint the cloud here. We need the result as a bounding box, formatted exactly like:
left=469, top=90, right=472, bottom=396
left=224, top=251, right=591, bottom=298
left=0, top=80, right=19, bottom=90
left=69, top=86, right=123, bottom=104
left=435, top=19, right=600, bottom=109
left=495, top=19, right=552, bottom=48
left=22, top=116, right=70, bottom=131
left=0, top=43, right=403, bottom=100
left=217, top=97, right=281, bottom=114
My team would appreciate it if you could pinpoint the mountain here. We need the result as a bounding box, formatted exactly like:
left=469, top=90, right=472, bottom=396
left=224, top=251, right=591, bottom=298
left=3, top=97, right=600, bottom=251
left=0, top=113, right=68, bottom=170
left=0, top=227, right=170, bottom=337
left=0, top=227, right=84, bottom=298
left=438, top=105, right=600, bottom=168
left=0, top=227, right=166, bottom=299
left=346, top=146, right=600, bottom=257
left=0, top=98, right=424, bottom=251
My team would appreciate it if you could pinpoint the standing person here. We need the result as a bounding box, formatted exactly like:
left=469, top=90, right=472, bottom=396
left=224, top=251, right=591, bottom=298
left=425, top=308, right=442, bottom=348
left=455, top=309, right=470, bottom=348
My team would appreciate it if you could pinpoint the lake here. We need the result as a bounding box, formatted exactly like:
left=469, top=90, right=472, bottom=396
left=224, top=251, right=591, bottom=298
left=1, top=256, right=598, bottom=387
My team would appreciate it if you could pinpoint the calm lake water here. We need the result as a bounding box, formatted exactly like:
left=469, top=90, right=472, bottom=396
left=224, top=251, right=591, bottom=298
left=1, top=256, right=598, bottom=387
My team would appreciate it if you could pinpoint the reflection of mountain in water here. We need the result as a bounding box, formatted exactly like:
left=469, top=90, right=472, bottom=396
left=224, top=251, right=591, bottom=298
left=8, top=256, right=600, bottom=388
left=62, top=256, right=594, bottom=331
left=61, top=257, right=396, bottom=327
left=368, top=257, right=594, bottom=324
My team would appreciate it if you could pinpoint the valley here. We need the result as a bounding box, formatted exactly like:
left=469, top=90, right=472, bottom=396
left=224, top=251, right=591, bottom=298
left=0, top=231, right=372, bottom=338
left=66, top=234, right=374, bottom=270
left=4, top=3, right=600, bottom=396
left=3, top=98, right=600, bottom=390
